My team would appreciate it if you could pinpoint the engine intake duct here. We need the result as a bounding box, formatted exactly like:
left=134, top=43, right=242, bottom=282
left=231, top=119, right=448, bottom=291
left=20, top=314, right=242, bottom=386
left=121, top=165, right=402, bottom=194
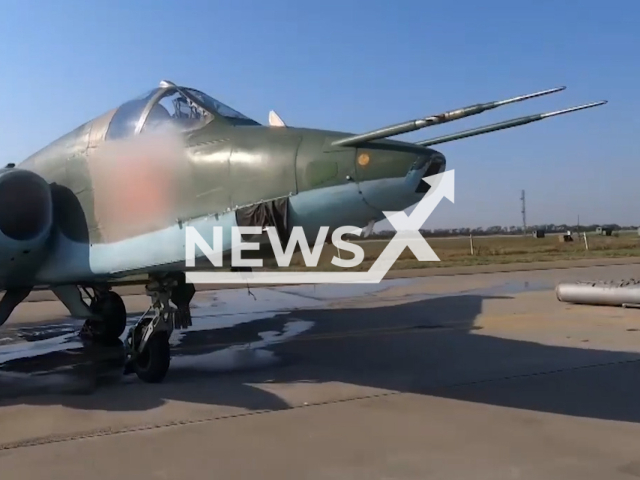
left=0, top=168, right=53, bottom=282
left=0, top=168, right=52, bottom=242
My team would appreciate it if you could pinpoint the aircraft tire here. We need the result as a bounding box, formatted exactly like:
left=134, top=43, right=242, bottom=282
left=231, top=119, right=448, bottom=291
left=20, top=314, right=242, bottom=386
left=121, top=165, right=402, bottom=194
left=132, top=332, right=171, bottom=383
left=89, top=291, right=127, bottom=343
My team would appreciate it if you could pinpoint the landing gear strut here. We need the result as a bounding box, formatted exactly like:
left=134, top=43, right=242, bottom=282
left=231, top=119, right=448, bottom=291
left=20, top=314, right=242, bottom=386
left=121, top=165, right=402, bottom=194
left=123, top=273, right=195, bottom=383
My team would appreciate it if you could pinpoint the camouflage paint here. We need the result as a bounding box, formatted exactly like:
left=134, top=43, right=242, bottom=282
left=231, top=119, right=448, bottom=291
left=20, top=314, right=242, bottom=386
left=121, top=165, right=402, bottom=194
left=32, top=167, right=439, bottom=285
left=20, top=103, right=437, bottom=245
left=16, top=82, right=442, bottom=287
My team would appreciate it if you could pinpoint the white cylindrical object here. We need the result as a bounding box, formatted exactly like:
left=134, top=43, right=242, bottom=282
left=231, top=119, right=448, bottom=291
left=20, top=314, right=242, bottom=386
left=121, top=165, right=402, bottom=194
left=556, top=280, right=640, bottom=306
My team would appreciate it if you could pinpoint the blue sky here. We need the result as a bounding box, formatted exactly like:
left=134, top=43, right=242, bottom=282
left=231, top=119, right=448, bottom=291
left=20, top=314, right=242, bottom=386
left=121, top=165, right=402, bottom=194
left=0, top=0, right=637, bottom=229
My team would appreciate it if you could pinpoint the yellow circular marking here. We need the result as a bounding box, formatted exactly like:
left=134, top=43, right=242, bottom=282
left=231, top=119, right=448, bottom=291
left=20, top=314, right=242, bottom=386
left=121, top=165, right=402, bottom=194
left=358, top=153, right=370, bottom=167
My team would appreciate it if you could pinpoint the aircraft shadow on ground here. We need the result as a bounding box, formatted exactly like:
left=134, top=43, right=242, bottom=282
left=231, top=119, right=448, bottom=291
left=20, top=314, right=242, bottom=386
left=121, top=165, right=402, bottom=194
left=1, top=293, right=639, bottom=424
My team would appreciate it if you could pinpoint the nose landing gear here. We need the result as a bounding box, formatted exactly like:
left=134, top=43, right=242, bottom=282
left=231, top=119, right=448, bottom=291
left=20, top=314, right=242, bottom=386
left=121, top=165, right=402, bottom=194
left=123, top=273, right=195, bottom=383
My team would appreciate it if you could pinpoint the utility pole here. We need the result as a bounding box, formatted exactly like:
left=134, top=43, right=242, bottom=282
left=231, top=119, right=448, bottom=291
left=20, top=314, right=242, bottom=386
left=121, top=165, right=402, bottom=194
left=521, top=189, right=527, bottom=236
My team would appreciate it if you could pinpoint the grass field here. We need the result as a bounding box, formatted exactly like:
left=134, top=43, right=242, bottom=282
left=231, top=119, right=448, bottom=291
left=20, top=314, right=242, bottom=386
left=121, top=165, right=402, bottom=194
left=277, top=231, right=640, bottom=271
left=106, top=231, right=640, bottom=287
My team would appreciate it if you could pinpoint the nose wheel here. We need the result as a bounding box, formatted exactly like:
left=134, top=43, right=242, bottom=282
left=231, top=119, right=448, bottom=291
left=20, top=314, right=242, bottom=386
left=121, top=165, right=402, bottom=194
left=125, top=324, right=171, bottom=383
left=123, top=273, right=195, bottom=383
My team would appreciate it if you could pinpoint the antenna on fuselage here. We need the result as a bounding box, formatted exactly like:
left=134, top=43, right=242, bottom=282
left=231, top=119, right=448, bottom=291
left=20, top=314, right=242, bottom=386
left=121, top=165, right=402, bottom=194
left=269, top=110, right=286, bottom=127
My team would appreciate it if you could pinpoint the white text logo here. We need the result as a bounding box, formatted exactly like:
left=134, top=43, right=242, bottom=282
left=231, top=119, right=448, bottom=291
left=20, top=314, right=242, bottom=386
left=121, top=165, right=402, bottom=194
left=185, top=170, right=454, bottom=284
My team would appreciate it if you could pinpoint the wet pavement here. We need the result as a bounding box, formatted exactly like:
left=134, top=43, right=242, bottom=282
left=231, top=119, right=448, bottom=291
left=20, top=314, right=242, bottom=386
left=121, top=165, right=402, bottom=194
left=2, top=263, right=640, bottom=478
left=0, top=276, right=550, bottom=398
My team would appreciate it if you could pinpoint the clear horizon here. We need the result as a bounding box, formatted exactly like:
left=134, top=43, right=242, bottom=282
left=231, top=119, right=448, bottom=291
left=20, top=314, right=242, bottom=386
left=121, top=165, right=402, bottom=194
left=0, top=0, right=636, bottom=229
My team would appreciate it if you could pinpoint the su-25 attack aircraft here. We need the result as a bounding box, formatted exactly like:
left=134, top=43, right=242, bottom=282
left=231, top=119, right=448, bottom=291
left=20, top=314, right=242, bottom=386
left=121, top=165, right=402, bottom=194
left=0, top=80, right=605, bottom=383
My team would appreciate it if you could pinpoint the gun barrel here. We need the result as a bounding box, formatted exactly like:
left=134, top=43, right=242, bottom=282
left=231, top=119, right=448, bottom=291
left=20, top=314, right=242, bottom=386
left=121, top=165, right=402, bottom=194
left=331, top=86, right=566, bottom=147
left=416, top=101, right=607, bottom=147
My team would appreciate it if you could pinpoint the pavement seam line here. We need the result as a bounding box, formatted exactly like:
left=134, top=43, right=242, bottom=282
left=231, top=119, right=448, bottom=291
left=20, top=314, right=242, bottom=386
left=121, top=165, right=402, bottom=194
left=2, top=356, right=640, bottom=452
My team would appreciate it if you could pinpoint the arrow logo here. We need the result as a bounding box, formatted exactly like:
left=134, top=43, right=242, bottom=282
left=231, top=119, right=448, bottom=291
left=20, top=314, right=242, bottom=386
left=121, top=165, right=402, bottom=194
left=367, top=170, right=454, bottom=279
left=185, top=170, right=455, bottom=284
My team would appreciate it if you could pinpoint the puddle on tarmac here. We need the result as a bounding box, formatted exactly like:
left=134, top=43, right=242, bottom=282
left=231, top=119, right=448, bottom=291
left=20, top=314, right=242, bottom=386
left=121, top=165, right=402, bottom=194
left=0, top=302, right=316, bottom=399
left=171, top=318, right=315, bottom=373
left=0, top=277, right=549, bottom=398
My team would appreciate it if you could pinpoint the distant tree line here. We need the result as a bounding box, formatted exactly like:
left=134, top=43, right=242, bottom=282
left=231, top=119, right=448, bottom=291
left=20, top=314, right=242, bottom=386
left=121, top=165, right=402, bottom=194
left=346, top=224, right=637, bottom=240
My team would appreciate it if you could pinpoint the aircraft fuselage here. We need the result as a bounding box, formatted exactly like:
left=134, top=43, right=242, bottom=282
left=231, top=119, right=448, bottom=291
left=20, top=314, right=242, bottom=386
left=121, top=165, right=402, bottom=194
left=13, top=112, right=443, bottom=286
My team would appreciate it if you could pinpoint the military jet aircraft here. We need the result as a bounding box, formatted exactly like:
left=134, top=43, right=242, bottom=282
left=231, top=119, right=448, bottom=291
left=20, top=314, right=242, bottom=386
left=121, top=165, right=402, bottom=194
left=0, top=80, right=605, bottom=383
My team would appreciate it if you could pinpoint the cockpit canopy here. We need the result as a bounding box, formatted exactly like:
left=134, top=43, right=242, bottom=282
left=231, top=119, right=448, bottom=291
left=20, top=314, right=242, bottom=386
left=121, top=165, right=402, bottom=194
left=105, top=80, right=260, bottom=141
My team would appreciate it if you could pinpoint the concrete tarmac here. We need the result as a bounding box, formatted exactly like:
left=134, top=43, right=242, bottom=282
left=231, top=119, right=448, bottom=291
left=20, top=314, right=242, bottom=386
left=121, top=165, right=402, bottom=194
left=1, top=263, right=640, bottom=478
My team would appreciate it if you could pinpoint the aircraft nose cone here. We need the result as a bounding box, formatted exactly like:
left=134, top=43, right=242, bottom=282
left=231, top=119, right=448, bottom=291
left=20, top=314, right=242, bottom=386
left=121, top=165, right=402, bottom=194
left=354, top=144, right=446, bottom=213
